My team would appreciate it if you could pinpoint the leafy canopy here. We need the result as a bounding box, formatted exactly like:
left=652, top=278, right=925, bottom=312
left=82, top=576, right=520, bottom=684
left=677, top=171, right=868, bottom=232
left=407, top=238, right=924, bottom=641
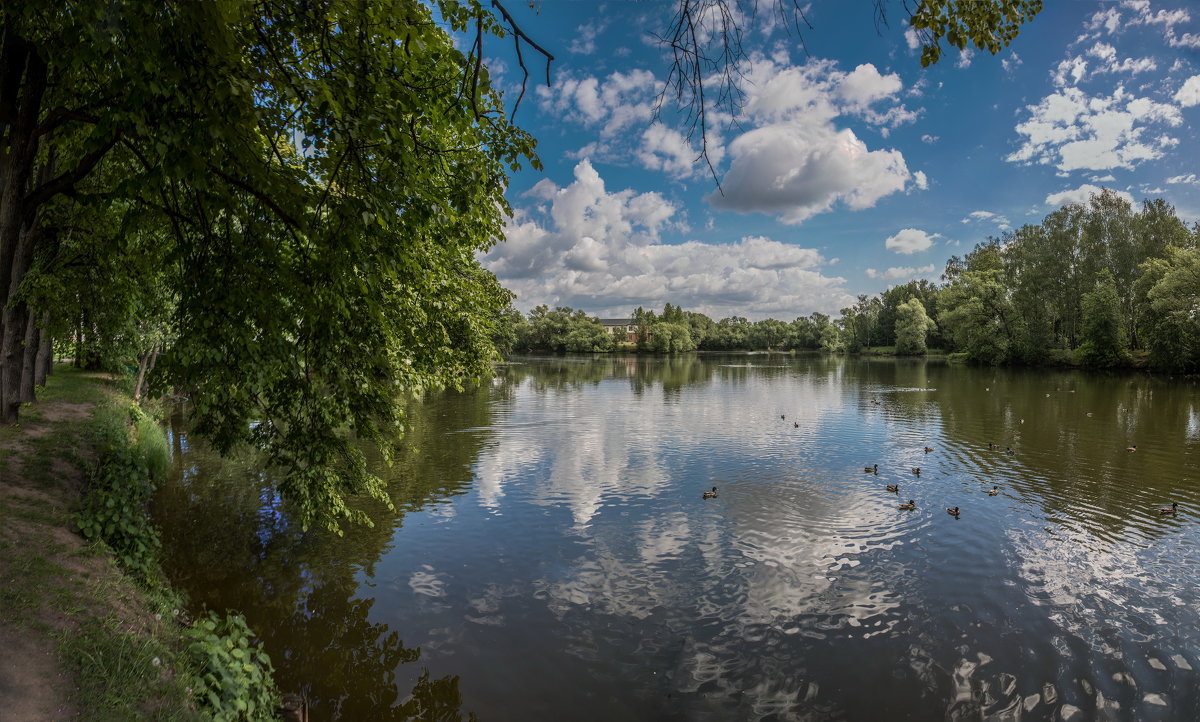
left=7, top=0, right=538, bottom=530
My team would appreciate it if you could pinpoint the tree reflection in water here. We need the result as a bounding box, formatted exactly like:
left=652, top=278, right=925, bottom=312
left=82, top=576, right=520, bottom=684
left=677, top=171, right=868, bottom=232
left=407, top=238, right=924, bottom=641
left=158, top=385, right=493, bottom=720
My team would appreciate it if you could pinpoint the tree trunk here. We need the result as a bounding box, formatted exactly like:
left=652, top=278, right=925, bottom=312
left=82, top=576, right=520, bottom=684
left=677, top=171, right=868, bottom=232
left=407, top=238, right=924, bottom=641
left=19, top=308, right=38, bottom=403
left=146, top=344, right=159, bottom=381
left=0, top=211, right=41, bottom=422
left=0, top=35, right=50, bottom=424
left=34, top=317, right=50, bottom=387
left=132, top=342, right=158, bottom=402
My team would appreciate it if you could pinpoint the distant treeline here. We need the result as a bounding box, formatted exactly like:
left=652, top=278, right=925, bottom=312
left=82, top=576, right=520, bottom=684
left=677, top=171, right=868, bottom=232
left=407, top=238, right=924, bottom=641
left=498, top=191, right=1200, bottom=371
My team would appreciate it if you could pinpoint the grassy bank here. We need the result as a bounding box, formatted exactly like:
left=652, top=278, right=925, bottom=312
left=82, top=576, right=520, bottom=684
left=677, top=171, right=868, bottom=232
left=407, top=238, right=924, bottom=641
left=0, top=366, right=278, bottom=720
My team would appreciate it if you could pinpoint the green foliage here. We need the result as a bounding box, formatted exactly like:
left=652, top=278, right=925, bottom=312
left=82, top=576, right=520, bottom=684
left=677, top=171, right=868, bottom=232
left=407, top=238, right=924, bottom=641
left=839, top=294, right=883, bottom=351
left=75, top=444, right=163, bottom=582
left=516, top=306, right=613, bottom=352
left=748, top=318, right=789, bottom=350
left=909, top=0, right=1044, bottom=67
left=1143, top=247, right=1200, bottom=372
left=649, top=322, right=696, bottom=353
left=76, top=401, right=172, bottom=582
left=6, top=0, right=538, bottom=531
left=184, top=611, right=279, bottom=722
left=133, top=406, right=172, bottom=483
left=1078, top=271, right=1126, bottom=367
left=491, top=306, right=526, bottom=356
left=895, top=297, right=936, bottom=355
left=818, top=323, right=842, bottom=352
left=938, top=249, right=1018, bottom=365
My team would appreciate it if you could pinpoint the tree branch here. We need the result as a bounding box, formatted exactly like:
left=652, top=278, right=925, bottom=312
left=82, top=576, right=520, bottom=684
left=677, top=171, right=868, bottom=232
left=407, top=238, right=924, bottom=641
left=206, top=165, right=302, bottom=230
left=489, top=0, right=554, bottom=121
left=22, top=135, right=118, bottom=222
left=31, top=106, right=99, bottom=138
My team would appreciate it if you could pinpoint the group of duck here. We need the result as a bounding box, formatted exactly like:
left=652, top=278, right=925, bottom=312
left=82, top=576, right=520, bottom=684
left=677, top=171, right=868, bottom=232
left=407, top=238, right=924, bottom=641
left=862, top=449, right=994, bottom=518
left=700, top=410, right=1181, bottom=518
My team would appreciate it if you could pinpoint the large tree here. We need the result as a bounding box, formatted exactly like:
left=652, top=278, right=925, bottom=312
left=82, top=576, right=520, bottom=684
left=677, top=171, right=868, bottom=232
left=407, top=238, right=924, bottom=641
left=1, top=0, right=537, bottom=528
left=895, top=297, right=935, bottom=355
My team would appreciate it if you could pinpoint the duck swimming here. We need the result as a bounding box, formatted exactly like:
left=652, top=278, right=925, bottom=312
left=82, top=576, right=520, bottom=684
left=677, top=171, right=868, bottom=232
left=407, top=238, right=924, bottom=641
left=702, top=487, right=718, bottom=499
left=1126, top=445, right=1137, bottom=452
left=924, top=446, right=934, bottom=453
left=886, top=484, right=899, bottom=492
left=864, top=464, right=878, bottom=473
left=947, top=507, right=960, bottom=516
left=988, top=485, right=1000, bottom=496
left=899, top=500, right=916, bottom=510
left=911, top=467, right=921, bottom=475
left=1159, top=502, right=1178, bottom=515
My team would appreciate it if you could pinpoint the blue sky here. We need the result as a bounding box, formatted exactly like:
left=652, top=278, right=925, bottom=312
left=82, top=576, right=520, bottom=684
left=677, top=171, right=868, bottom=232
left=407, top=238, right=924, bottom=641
left=472, top=0, right=1200, bottom=320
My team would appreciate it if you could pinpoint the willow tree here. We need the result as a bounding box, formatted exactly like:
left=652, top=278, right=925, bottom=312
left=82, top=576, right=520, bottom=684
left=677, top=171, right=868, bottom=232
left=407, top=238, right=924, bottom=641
left=1, top=0, right=537, bottom=528
left=895, top=297, right=935, bottom=355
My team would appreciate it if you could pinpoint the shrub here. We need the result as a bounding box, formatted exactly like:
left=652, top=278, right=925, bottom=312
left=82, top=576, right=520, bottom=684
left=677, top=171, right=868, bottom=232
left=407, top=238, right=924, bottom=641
left=75, top=446, right=162, bottom=582
left=185, top=611, right=280, bottom=721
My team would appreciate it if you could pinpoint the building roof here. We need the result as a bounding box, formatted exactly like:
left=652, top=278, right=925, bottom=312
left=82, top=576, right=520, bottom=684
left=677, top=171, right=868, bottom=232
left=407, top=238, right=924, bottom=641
left=598, top=318, right=634, bottom=326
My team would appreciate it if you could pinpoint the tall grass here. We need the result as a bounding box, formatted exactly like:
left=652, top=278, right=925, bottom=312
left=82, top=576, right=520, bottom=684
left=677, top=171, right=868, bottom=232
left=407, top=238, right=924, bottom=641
left=132, top=406, right=172, bottom=483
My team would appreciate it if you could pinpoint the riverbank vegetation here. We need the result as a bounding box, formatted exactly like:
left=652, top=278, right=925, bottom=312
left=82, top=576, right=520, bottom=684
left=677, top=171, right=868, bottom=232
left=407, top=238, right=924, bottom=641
left=0, top=367, right=280, bottom=719
left=501, top=190, right=1200, bottom=372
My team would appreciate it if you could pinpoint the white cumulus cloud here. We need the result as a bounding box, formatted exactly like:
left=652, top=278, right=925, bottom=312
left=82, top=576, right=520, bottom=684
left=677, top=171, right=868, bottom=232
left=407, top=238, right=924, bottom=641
left=1045, top=184, right=1134, bottom=207
left=709, top=123, right=911, bottom=225
left=865, top=265, right=937, bottom=280
left=884, top=228, right=938, bottom=255
left=1008, top=86, right=1182, bottom=171
left=961, top=211, right=1012, bottom=230
left=1175, top=75, right=1200, bottom=106
left=485, top=160, right=854, bottom=318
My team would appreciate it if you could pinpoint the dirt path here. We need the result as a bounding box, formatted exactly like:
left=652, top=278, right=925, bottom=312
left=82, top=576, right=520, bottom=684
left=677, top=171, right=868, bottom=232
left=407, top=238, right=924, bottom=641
left=0, top=388, right=112, bottom=719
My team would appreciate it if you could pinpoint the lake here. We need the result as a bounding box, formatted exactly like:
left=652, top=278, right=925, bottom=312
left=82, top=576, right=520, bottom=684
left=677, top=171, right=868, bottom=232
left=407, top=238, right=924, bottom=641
left=154, top=354, right=1200, bottom=721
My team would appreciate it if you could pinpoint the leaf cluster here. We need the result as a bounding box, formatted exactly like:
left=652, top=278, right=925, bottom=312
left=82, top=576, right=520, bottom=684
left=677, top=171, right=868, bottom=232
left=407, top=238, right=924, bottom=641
left=908, top=0, right=1044, bottom=67
left=183, top=611, right=280, bottom=722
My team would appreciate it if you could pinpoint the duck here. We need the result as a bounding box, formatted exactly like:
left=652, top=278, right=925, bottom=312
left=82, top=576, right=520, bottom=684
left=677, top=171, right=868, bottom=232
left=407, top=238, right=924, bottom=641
left=1159, top=502, right=1178, bottom=515
left=946, top=507, right=960, bottom=516
left=1006, top=447, right=1015, bottom=455
left=1126, top=445, right=1137, bottom=452
left=911, top=467, right=921, bottom=475
left=924, top=446, right=934, bottom=453
left=988, top=485, right=1000, bottom=496
left=1085, top=412, right=1094, bottom=417
left=988, top=442, right=997, bottom=450
left=793, top=422, right=799, bottom=428
left=864, top=464, right=878, bottom=473
left=899, top=500, right=916, bottom=510
left=1045, top=393, right=1050, bottom=398
left=780, top=414, right=786, bottom=420
left=886, top=484, right=899, bottom=493
left=702, top=487, right=718, bottom=499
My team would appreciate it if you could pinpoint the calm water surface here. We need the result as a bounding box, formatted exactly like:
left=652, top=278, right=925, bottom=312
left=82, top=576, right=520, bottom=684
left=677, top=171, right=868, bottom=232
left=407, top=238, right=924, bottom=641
left=154, top=355, right=1200, bottom=721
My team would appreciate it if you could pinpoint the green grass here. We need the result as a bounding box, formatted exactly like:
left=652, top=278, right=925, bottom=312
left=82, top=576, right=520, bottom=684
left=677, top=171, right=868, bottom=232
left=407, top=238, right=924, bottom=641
left=34, top=365, right=115, bottom=406
left=0, top=539, right=67, bottom=626
left=133, top=409, right=172, bottom=483
left=3, top=363, right=277, bottom=720
left=59, top=615, right=201, bottom=722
